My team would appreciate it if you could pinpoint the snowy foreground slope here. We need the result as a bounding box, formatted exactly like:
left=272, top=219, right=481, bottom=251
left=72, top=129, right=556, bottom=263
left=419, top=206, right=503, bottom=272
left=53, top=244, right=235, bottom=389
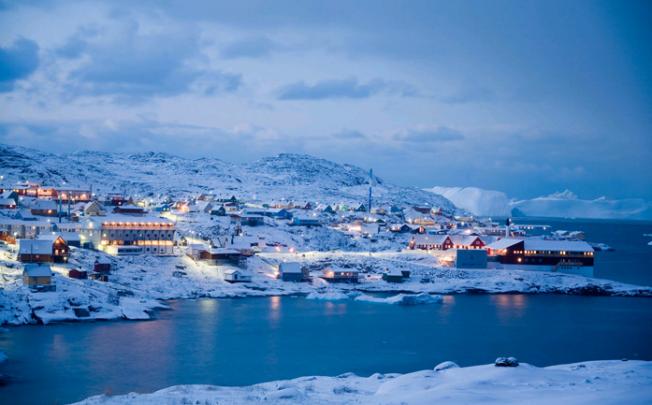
left=426, top=186, right=651, bottom=219
left=0, top=144, right=455, bottom=210
left=73, top=360, right=652, bottom=405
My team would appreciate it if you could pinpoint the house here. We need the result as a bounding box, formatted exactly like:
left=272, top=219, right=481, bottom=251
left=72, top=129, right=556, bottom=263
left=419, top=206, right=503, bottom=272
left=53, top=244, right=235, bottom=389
left=449, top=235, right=486, bottom=250
left=271, top=208, right=293, bottom=220
left=0, top=197, right=17, bottom=209
left=23, top=263, right=54, bottom=290
left=94, top=258, right=112, bottom=273
left=355, top=204, right=367, bottom=212
left=408, top=235, right=453, bottom=250
left=231, top=213, right=265, bottom=227
left=68, top=269, right=88, bottom=279
left=389, top=224, right=413, bottom=233
left=14, top=209, right=38, bottom=221
left=382, top=268, right=410, bottom=283
left=486, top=238, right=595, bottom=277
left=290, top=216, right=320, bottom=227
left=223, top=268, right=252, bottom=283
left=55, top=231, right=82, bottom=247
left=106, top=193, right=127, bottom=206
left=17, top=236, right=69, bottom=263
left=83, top=201, right=105, bottom=216
left=321, top=268, right=359, bottom=283
left=30, top=200, right=60, bottom=217
left=279, top=262, right=309, bottom=282
left=322, top=205, right=335, bottom=215
left=82, top=214, right=175, bottom=255
left=113, top=204, right=146, bottom=215
left=210, top=205, right=227, bottom=216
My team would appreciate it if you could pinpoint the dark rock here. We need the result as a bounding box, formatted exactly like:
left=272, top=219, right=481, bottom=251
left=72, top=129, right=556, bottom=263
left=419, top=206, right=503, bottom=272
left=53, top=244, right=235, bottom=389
left=495, top=357, right=519, bottom=367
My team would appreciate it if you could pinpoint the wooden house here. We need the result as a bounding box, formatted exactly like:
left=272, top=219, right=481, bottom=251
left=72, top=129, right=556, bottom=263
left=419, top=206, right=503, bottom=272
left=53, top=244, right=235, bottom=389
left=30, top=200, right=59, bottom=217
left=279, top=262, right=309, bottom=282
left=68, top=269, right=88, bottom=279
left=83, top=201, right=105, bottom=216
left=113, top=204, right=146, bottom=215
left=321, top=268, right=359, bottom=283
left=382, top=268, right=410, bottom=283
left=23, top=263, right=54, bottom=290
left=17, top=236, right=69, bottom=263
left=223, top=268, right=252, bottom=283
left=408, top=235, right=453, bottom=250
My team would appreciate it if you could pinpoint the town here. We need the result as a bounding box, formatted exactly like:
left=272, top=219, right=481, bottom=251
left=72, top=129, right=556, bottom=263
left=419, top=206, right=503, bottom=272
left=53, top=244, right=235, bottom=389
left=0, top=179, right=604, bottom=302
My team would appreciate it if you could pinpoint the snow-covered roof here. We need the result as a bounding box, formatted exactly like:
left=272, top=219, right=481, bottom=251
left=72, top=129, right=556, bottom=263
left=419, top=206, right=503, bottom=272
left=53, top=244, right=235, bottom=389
left=30, top=199, right=58, bottom=210
left=412, top=234, right=450, bottom=244
left=280, top=262, right=302, bottom=273
left=486, top=238, right=522, bottom=250
left=18, top=239, right=53, bottom=254
left=524, top=239, right=594, bottom=252
left=23, top=264, right=53, bottom=277
left=94, top=214, right=173, bottom=224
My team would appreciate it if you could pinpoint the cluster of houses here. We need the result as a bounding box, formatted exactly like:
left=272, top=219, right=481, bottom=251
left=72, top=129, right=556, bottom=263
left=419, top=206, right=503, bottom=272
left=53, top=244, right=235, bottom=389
left=0, top=181, right=598, bottom=292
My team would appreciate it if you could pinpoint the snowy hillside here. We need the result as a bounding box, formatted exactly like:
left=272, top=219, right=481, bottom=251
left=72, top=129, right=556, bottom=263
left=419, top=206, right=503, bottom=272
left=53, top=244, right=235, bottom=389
left=0, top=144, right=455, bottom=210
left=425, top=186, right=651, bottom=220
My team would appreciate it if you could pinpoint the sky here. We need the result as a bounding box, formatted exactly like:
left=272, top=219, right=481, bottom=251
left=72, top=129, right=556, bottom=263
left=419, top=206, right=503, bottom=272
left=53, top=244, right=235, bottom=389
left=0, top=0, right=651, bottom=200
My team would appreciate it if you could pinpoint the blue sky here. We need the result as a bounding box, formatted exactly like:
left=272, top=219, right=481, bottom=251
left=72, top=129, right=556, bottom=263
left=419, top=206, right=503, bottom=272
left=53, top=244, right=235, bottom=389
left=0, top=0, right=650, bottom=200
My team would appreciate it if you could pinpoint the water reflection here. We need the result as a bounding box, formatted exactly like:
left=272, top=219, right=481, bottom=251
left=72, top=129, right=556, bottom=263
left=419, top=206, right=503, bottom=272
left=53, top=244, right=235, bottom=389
left=324, top=301, right=348, bottom=316
left=199, top=298, right=218, bottom=315
left=269, top=296, right=282, bottom=325
left=491, top=294, right=528, bottom=322
left=437, top=295, right=455, bottom=319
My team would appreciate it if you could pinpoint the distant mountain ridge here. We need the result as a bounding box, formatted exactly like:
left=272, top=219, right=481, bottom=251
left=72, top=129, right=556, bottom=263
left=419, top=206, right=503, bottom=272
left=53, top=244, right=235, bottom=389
left=0, top=144, right=455, bottom=211
left=426, top=186, right=652, bottom=220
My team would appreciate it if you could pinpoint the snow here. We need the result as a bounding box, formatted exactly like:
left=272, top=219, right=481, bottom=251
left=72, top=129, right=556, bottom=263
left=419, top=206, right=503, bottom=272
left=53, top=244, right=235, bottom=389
left=353, top=292, right=443, bottom=305
left=72, top=360, right=652, bottom=404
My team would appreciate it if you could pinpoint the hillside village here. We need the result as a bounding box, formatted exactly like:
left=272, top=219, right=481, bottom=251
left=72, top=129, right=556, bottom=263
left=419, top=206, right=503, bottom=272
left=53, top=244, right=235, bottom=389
left=0, top=146, right=649, bottom=325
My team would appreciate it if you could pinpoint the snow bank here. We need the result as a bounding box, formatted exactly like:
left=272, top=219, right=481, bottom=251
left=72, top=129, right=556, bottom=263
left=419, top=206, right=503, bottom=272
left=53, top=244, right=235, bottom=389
left=305, top=290, right=350, bottom=300
left=354, top=293, right=442, bottom=305
left=73, top=360, right=652, bottom=404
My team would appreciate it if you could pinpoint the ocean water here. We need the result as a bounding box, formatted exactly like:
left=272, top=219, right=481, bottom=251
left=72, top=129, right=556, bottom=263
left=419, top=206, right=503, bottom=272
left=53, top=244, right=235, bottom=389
left=0, top=219, right=651, bottom=405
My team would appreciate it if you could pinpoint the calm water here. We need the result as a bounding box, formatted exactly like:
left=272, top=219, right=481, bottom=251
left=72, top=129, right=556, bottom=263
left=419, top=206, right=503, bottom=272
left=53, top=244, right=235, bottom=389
left=0, top=219, right=651, bottom=405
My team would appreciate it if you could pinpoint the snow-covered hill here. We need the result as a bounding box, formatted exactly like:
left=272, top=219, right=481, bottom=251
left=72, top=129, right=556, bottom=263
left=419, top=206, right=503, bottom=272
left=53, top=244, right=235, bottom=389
left=0, top=144, right=455, bottom=210
left=425, top=186, right=651, bottom=220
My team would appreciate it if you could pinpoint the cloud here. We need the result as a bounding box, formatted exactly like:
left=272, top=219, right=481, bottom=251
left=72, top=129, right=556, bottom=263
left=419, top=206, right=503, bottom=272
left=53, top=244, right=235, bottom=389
left=333, top=129, right=367, bottom=140
left=394, top=126, right=464, bottom=143
left=221, top=36, right=277, bottom=59
left=0, top=37, right=39, bottom=92
left=56, top=20, right=242, bottom=101
left=276, top=78, right=415, bottom=100
left=441, top=86, right=496, bottom=104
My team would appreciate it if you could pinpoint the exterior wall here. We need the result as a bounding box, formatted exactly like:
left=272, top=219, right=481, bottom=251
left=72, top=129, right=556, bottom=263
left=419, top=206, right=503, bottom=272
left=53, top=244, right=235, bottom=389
left=455, top=249, right=488, bottom=269
left=23, top=275, right=52, bottom=286
left=18, top=253, right=54, bottom=263
left=98, top=221, right=175, bottom=255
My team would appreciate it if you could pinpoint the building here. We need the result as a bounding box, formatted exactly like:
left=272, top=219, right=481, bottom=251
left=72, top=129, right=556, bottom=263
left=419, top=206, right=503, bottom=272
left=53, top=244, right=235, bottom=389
left=23, top=263, right=54, bottom=290
left=223, top=268, right=252, bottom=283
left=30, top=200, right=60, bottom=217
left=83, top=215, right=175, bottom=255
left=409, top=235, right=453, bottom=250
left=321, top=268, right=359, bottom=283
left=83, top=201, right=105, bottom=216
left=455, top=249, right=488, bottom=269
left=449, top=235, right=486, bottom=250
left=68, top=269, right=88, bottom=279
left=290, top=216, right=321, bottom=227
left=0, top=217, right=51, bottom=242
left=113, top=204, right=146, bottom=215
left=94, top=258, right=112, bottom=273
left=279, top=262, right=309, bottom=282
left=0, top=197, right=17, bottom=209
left=486, top=238, right=595, bottom=277
left=382, top=268, right=410, bottom=283
left=17, top=236, right=69, bottom=263
left=230, top=213, right=265, bottom=227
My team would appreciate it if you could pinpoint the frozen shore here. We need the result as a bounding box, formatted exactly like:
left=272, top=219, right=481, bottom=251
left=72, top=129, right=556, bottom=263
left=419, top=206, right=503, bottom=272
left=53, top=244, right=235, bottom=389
left=2, top=247, right=652, bottom=326
left=73, top=360, right=652, bottom=405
